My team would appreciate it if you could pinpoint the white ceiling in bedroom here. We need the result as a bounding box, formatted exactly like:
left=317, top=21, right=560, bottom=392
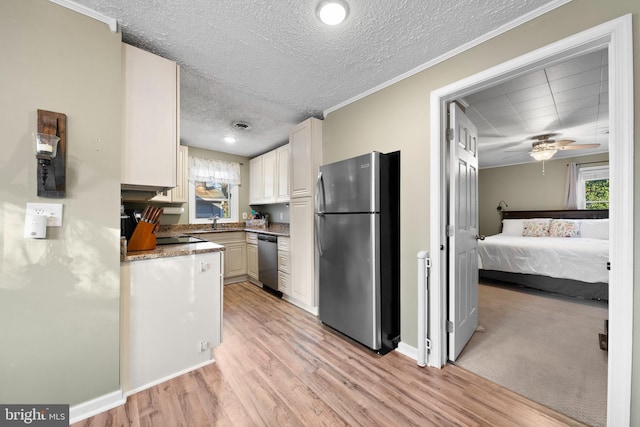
left=466, top=49, right=609, bottom=169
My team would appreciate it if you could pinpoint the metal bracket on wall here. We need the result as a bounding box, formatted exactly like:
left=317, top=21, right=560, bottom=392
left=37, top=109, right=66, bottom=198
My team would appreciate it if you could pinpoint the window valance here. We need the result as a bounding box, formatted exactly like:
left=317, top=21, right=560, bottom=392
left=189, top=156, right=241, bottom=185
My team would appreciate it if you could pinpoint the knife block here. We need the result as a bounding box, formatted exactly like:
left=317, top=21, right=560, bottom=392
left=127, top=221, right=157, bottom=251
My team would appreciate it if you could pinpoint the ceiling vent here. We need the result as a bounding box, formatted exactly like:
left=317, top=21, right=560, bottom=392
left=232, top=121, right=251, bottom=131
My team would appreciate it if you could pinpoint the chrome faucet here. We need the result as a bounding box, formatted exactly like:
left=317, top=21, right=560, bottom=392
left=211, top=215, right=219, bottom=229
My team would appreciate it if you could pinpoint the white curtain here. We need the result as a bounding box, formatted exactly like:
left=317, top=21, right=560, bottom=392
left=188, top=156, right=241, bottom=185
left=564, top=162, right=579, bottom=209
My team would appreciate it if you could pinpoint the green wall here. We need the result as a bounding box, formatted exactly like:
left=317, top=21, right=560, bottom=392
left=323, top=1, right=639, bottom=423
left=0, top=0, right=122, bottom=405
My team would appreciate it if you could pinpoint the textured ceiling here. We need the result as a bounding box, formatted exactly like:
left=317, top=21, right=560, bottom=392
left=69, top=0, right=561, bottom=158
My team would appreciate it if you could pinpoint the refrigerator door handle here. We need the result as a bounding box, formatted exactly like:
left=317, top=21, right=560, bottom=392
left=315, top=171, right=325, bottom=255
left=315, top=171, right=325, bottom=214
left=315, top=213, right=324, bottom=256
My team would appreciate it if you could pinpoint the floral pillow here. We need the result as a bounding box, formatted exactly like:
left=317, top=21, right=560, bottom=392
left=550, top=219, right=581, bottom=237
left=522, top=219, right=550, bottom=237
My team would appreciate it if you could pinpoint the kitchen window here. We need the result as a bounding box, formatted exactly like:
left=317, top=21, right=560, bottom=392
left=188, top=157, right=241, bottom=224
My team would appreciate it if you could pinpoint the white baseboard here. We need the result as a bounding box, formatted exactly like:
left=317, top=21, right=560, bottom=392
left=396, top=341, right=418, bottom=362
left=123, top=358, right=216, bottom=397
left=282, top=295, right=318, bottom=316
left=69, top=390, right=125, bottom=424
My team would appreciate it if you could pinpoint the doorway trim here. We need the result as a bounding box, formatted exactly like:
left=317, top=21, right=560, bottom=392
left=428, top=15, right=633, bottom=425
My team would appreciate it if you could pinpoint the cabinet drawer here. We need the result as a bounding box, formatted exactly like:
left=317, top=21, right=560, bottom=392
left=277, top=236, right=290, bottom=252
left=246, top=232, right=258, bottom=244
left=277, top=251, right=290, bottom=274
left=278, top=271, right=290, bottom=295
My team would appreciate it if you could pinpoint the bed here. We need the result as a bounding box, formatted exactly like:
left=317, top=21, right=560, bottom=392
left=478, top=210, right=609, bottom=300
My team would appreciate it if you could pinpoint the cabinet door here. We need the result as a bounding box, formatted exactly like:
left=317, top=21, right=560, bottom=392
left=250, top=156, right=263, bottom=204
left=289, top=118, right=322, bottom=199
left=262, top=150, right=277, bottom=203
left=247, top=243, right=258, bottom=281
left=121, top=252, right=221, bottom=393
left=150, top=146, right=187, bottom=203
left=122, top=44, right=177, bottom=188
left=276, top=144, right=290, bottom=202
left=223, top=242, right=247, bottom=278
left=171, top=145, right=189, bottom=203
left=290, top=198, right=315, bottom=307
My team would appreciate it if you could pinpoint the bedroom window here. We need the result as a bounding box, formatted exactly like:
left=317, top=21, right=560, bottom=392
left=577, top=165, right=609, bottom=210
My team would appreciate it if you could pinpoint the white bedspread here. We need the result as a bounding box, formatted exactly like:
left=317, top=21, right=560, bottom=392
left=478, top=234, right=609, bottom=284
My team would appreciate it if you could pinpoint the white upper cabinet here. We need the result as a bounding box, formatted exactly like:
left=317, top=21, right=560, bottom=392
left=151, top=145, right=188, bottom=203
left=122, top=43, right=178, bottom=190
left=289, top=118, right=322, bottom=199
left=250, top=143, right=289, bottom=204
left=262, top=150, right=277, bottom=202
left=276, top=144, right=290, bottom=202
left=250, top=156, right=263, bottom=204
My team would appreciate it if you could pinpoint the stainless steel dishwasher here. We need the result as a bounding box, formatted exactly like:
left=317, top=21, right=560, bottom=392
left=258, top=234, right=281, bottom=296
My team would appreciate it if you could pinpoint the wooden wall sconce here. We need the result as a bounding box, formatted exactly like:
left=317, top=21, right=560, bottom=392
left=36, top=109, right=66, bottom=198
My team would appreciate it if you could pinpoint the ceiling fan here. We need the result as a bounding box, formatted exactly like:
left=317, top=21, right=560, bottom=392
left=527, top=133, right=600, bottom=161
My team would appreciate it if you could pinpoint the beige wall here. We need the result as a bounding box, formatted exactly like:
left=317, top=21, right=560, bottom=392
left=323, top=1, right=639, bottom=422
left=0, top=0, right=122, bottom=405
left=479, top=153, right=609, bottom=236
left=157, top=146, right=252, bottom=225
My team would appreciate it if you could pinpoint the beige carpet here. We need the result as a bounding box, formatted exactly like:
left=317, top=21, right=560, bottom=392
left=454, top=282, right=608, bottom=427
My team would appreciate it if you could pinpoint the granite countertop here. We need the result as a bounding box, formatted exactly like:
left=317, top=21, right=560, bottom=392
left=122, top=222, right=289, bottom=262
left=122, top=239, right=224, bottom=262
left=159, top=222, right=290, bottom=237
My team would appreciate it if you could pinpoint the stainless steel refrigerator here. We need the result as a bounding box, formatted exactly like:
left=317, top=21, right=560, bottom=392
left=315, top=151, right=400, bottom=354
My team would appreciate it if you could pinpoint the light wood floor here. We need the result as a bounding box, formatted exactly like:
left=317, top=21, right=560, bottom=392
left=73, top=281, right=585, bottom=426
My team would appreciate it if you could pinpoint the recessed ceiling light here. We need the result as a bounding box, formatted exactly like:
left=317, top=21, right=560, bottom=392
left=317, top=1, right=348, bottom=26
left=223, top=136, right=237, bottom=144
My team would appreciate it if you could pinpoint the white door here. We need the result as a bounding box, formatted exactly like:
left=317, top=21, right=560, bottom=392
left=448, top=102, right=479, bottom=361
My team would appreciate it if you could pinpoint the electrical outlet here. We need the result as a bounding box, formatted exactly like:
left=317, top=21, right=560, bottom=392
left=199, top=341, right=209, bottom=352
left=279, top=212, right=284, bottom=220
left=26, top=203, right=63, bottom=227
left=242, top=212, right=248, bottom=220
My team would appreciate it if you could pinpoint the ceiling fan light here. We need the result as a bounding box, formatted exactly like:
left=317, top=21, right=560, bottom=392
left=530, top=149, right=556, bottom=161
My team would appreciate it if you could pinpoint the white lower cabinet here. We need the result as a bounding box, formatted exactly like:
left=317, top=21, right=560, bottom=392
left=120, top=251, right=223, bottom=395
left=277, top=236, right=290, bottom=296
left=246, top=233, right=259, bottom=284
left=198, top=232, right=246, bottom=284
left=289, top=199, right=316, bottom=310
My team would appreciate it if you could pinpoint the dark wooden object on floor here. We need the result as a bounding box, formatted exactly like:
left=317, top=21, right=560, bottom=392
left=73, top=282, right=585, bottom=426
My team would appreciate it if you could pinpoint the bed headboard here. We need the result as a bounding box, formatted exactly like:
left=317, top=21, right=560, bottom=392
left=501, top=209, right=609, bottom=220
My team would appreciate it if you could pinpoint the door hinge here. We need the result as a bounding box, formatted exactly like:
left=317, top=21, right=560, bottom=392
left=607, top=262, right=611, bottom=271
left=446, top=128, right=454, bottom=141
left=446, top=225, right=454, bottom=237
left=425, top=338, right=432, bottom=351
left=447, top=321, right=454, bottom=333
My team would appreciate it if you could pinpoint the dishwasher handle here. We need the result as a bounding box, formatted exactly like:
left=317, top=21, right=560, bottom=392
left=258, top=234, right=277, bottom=243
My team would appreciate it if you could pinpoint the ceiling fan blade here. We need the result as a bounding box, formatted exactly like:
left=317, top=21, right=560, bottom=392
left=549, top=139, right=576, bottom=147
left=557, top=143, right=600, bottom=150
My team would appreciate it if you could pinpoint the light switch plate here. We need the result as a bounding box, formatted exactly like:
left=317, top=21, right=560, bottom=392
left=26, top=203, right=63, bottom=227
